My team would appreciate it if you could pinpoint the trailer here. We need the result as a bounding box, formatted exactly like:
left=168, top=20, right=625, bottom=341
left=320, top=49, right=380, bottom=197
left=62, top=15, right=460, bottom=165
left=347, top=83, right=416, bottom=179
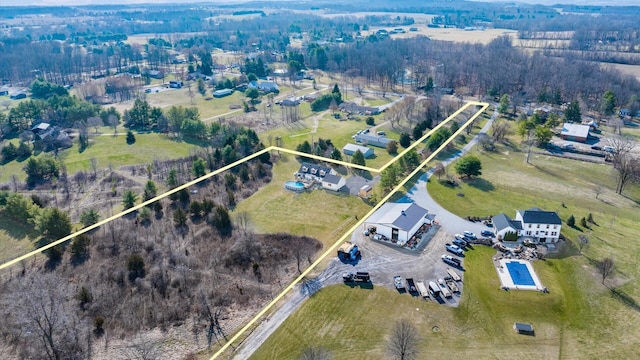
left=393, top=276, right=405, bottom=291
left=428, top=281, right=441, bottom=297
left=438, top=278, right=453, bottom=298
left=406, top=278, right=417, bottom=293
left=446, top=278, right=460, bottom=293
left=447, top=268, right=462, bottom=282
left=416, top=281, right=429, bottom=299
left=343, top=271, right=370, bottom=283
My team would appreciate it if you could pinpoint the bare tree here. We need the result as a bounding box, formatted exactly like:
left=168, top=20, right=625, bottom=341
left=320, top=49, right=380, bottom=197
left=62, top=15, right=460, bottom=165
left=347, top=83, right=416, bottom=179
left=606, top=137, right=638, bottom=194
left=491, top=118, right=510, bottom=142
left=609, top=118, right=624, bottom=135
left=1, top=100, right=11, bottom=110
left=87, top=116, right=103, bottom=134
left=90, top=157, right=98, bottom=179
left=299, top=346, right=332, bottom=360
left=597, top=257, right=614, bottom=285
left=234, top=211, right=251, bottom=234
left=606, top=136, right=636, bottom=166
left=593, top=184, right=603, bottom=199
left=433, top=162, right=446, bottom=180
left=387, top=320, right=420, bottom=360
left=107, top=114, right=119, bottom=135
left=4, top=273, right=88, bottom=360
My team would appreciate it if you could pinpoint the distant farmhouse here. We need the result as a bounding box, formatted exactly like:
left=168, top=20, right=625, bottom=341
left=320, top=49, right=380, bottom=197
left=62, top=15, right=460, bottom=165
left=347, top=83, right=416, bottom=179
left=248, top=81, right=279, bottom=93
left=338, top=102, right=380, bottom=115
left=31, top=122, right=73, bottom=150
left=493, top=207, right=562, bottom=243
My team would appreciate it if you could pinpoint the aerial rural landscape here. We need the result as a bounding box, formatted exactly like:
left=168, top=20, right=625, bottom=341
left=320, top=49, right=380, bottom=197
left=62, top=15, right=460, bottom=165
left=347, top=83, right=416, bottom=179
left=0, top=0, right=639, bottom=359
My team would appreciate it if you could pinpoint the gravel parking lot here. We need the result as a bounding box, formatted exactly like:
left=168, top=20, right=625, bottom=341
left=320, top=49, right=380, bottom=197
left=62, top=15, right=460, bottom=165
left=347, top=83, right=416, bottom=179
left=321, top=225, right=467, bottom=306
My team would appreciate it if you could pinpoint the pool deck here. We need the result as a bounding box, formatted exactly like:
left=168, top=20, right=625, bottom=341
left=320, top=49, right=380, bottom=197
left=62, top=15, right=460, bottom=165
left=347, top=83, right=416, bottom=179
left=496, top=259, right=545, bottom=291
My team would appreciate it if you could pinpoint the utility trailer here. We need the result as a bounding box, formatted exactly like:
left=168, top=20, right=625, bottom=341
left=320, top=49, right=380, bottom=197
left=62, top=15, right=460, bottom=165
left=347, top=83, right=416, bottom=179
left=447, top=268, right=462, bottom=282
left=446, top=278, right=460, bottom=293
left=416, top=281, right=429, bottom=299
left=438, top=278, right=453, bottom=298
left=343, top=271, right=370, bottom=283
left=428, top=281, right=441, bottom=298
left=337, top=242, right=361, bottom=261
left=406, top=278, right=417, bottom=293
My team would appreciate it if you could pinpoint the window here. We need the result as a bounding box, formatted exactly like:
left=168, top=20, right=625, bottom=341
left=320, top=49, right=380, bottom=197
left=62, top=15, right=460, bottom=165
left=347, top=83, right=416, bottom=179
left=553, top=225, right=557, bottom=229
left=546, top=224, right=549, bottom=229
left=528, top=224, right=532, bottom=228
left=537, top=224, right=540, bottom=228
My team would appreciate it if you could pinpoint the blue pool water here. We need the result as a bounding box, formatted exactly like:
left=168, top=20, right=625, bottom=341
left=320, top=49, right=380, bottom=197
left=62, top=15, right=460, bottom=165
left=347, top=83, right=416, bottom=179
left=284, top=181, right=305, bottom=192
left=505, top=261, right=535, bottom=286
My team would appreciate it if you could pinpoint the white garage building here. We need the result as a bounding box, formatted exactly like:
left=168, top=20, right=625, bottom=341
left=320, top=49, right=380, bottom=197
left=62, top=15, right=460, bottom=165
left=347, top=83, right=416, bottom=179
left=364, top=202, right=433, bottom=244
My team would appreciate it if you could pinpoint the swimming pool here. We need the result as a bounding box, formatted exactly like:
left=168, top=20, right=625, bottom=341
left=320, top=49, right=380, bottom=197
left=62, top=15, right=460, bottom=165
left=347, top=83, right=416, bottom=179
left=505, top=261, right=535, bottom=286
left=284, top=181, right=305, bottom=192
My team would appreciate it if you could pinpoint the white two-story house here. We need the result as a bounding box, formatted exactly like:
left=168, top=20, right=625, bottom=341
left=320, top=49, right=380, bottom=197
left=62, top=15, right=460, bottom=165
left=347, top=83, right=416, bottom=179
left=493, top=207, right=562, bottom=243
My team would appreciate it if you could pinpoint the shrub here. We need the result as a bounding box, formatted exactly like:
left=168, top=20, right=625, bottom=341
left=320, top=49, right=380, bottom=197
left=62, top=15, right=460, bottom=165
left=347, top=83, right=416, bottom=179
left=567, top=214, right=575, bottom=227
left=127, top=254, right=145, bottom=282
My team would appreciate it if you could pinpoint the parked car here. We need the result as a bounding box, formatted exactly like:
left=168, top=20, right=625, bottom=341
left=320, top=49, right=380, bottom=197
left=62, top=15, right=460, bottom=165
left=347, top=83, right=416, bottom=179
left=562, top=143, right=575, bottom=150
left=481, top=230, right=495, bottom=238
left=393, top=276, right=405, bottom=290
left=590, top=145, right=602, bottom=151
left=445, top=243, right=464, bottom=256
left=377, top=130, right=386, bottom=136
left=452, top=238, right=467, bottom=247
left=463, top=231, right=477, bottom=240
left=604, top=146, right=616, bottom=153
left=454, top=234, right=465, bottom=241
left=442, top=255, right=461, bottom=267
left=363, top=128, right=370, bottom=134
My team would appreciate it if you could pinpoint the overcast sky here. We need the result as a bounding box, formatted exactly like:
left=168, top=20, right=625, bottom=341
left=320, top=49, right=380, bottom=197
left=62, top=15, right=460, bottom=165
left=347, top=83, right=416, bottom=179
left=0, top=0, right=636, bottom=7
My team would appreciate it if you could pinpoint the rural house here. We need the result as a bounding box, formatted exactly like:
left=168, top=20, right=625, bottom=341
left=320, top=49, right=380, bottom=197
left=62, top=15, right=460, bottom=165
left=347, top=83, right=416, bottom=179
left=364, top=202, right=434, bottom=245
left=493, top=207, right=562, bottom=243
left=248, top=81, right=279, bottom=93
left=321, top=173, right=346, bottom=191
left=560, top=123, right=590, bottom=143
left=294, top=162, right=345, bottom=192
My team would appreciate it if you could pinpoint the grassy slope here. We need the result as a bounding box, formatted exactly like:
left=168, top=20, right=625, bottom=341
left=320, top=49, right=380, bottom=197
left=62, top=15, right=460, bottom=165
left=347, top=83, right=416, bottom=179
left=0, top=133, right=196, bottom=182
left=250, top=140, right=640, bottom=359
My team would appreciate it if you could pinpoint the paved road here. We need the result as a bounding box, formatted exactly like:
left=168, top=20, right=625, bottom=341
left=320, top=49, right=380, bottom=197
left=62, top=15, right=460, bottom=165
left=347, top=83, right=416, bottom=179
left=406, top=107, right=498, bottom=237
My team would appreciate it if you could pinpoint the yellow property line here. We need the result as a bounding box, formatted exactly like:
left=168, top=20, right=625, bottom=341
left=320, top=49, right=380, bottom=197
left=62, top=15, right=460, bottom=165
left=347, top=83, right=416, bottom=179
left=0, top=100, right=489, bottom=359
left=210, top=101, right=488, bottom=359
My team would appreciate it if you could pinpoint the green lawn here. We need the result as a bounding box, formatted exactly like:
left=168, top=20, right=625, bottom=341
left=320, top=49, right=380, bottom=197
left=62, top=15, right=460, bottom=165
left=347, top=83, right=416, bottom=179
left=250, top=245, right=630, bottom=359
left=232, top=157, right=373, bottom=246
left=0, top=132, right=196, bottom=182
left=0, top=216, right=39, bottom=265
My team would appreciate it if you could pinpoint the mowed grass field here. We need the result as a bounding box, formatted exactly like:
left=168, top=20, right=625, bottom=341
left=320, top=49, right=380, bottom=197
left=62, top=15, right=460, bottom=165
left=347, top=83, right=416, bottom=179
left=249, top=140, right=640, bottom=359
left=0, top=132, right=196, bottom=182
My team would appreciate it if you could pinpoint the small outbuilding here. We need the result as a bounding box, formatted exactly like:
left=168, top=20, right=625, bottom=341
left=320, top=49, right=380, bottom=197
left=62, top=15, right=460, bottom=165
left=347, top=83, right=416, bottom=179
left=514, top=322, right=535, bottom=336
left=359, top=184, right=373, bottom=198
left=364, top=202, right=433, bottom=245
left=343, top=143, right=374, bottom=158
left=321, top=173, right=346, bottom=191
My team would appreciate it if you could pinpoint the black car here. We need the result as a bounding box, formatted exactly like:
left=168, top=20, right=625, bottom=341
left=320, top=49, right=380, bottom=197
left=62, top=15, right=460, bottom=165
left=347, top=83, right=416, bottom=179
left=590, top=145, right=602, bottom=151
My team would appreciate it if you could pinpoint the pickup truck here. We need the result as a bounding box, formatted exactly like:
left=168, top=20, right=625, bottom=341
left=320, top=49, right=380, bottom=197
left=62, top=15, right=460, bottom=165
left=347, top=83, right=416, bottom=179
left=452, top=238, right=467, bottom=247
left=442, top=255, right=461, bottom=267
left=393, top=276, right=405, bottom=290
left=445, top=243, right=464, bottom=256
left=343, top=272, right=371, bottom=283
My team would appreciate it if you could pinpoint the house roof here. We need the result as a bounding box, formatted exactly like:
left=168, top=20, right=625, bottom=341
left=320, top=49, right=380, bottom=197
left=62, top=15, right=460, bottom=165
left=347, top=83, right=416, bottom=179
left=297, top=162, right=332, bottom=178
left=343, top=143, right=373, bottom=156
left=493, top=213, right=523, bottom=232
left=560, top=123, right=590, bottom=138
left=338, top=102, right=380, bottom=114
left=213, top=89, right=233, bottom=96
left=366, top=202, right=429, bottom=232
left=517, top=208, right=562, bottom=225
left=31, top=122, right=51, bottom=132
left=322, top=173, right=343, bottom=185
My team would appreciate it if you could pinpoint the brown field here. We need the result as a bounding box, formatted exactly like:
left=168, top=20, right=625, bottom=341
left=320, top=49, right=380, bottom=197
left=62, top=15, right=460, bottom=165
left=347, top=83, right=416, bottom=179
left=291, top=10, right=436, bottom=23
left=602, top=63, right=640, bottom=82
left=125, top=32, right=207, bottom=45
left=366, top=25, right=517, bottom=44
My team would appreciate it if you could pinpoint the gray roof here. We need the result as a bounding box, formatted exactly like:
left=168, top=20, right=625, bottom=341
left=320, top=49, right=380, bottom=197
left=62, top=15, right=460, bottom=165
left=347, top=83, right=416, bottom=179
left=323, top=173, right=343, bottom=185
left=343, top=143, right=373, bottom=157
left=366, top=202, right=429, bottom=232
left=560, top=123, right=590, bottom=138
left=297, top=162, right=332, bottom=178
left=514, top=322, right=534, bottom=332
left=493, top=213, right=523, bottom=232
left=354, top=134, right=394, bottom=147
left=518, top=208, right=562, bottom=225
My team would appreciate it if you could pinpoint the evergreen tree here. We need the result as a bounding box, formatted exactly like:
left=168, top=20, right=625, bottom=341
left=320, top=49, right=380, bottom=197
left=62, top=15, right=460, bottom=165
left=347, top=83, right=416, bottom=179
left=351, top=150, right=366, bottom=166
left=454, top=155, right=482, bottom=178
left=122, top=190, right=137, bottom=209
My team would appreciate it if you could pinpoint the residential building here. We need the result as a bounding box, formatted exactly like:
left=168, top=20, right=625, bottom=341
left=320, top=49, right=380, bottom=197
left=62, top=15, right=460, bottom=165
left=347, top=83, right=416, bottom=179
left=321, top=173, right=346, bottom=191
left=213, top=89, right=234, bottom=98
left=364, top=202, right=434, bottom=244
left=493, top=207, right=562, bottom=243
left=248, top=81, right=279, bottom=93
left=560, top=123, right=590, bottom=143
left=295, top=162, right=334, bottom=182
left=338, top=102, right=380, bottom=115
